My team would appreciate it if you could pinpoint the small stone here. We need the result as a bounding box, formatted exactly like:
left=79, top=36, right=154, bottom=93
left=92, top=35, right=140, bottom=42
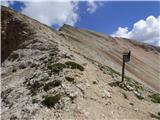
left=86, top=83, right=91, bottom=87
left=82, top=110, right=89, bottom=117
left=126, top=85, right=134, bottom=91
left=133, top=91, right=145, bottom=100
left=84, top=111, right=89, bottom=116
left=39, top=73, right=49, bottom=81
left=102, top=90, right=111, bottom=98
left=69, top=91, right=79, bottom=99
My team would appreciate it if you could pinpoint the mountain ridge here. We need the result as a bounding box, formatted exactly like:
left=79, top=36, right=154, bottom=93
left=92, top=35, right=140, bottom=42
left=1, top=6, right=160, bottom=120
left=59, top=24, right=160, bottom=53
left=58, top=22, right=160, bottom=92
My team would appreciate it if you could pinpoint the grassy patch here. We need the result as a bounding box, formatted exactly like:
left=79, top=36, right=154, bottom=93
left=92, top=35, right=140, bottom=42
left=48, top=63, right=66, bottom=74
left=32, top=98, right=38, bottom=104
left=98, top=64, right=120, bottom=77
left=65, top=77, right=74, bottom=82
left=29, top=81, right=43, bottom=96
left=42, top=94, right=61, bottom=108
left=65, top=61, right=84, bottom=71
left=98, top=64, right=105, bottom=71
left=149, top=93, right=160, bottom=103
left=49, top=47, right=59, bottom=57
left=61, top=54, right=71, bottom=59
left=43, top=80, right=61, bottom=91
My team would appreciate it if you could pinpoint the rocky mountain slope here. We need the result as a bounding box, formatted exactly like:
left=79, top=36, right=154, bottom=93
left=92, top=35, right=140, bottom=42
left=1, top=6, right=160, bottom=120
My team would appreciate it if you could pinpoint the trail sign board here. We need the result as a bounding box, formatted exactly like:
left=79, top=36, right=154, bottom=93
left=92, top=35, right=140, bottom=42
left=123, top=50, right=131, bottom=62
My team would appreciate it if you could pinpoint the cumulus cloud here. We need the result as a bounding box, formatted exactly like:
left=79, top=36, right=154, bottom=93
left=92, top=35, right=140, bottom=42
left=87, top=0, right=103, bottom=14
left=21, top=1, right=79, bottom=27
left=1, top=0, right=103, bottom=28
left=1, top=0, right=14, bottom=7
left=112, top=16, right=160, bottom=46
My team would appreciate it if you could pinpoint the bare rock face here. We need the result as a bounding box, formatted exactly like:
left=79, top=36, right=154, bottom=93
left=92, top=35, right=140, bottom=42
left=1, top=6, right=160, bottom=120
left=1, top=7, right=29, bottom=62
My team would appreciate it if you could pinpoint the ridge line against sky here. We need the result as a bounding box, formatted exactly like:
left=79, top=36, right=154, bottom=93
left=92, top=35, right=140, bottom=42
left=1, top=0, right=160, bottom=46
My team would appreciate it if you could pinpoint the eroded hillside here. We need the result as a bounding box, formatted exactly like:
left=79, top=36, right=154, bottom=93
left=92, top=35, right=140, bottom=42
left=1, top=6, right=160, bottom=120
left=59, top=24, right=160, bottom=92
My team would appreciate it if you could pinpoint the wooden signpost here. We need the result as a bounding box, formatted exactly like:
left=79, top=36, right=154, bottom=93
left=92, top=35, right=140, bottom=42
left=121, top=50, right=131, bottom=83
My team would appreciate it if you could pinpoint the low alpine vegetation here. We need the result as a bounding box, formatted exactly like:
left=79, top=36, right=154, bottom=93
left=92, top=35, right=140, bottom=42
left=149, top=93, right=160, bottom=103
left=48, top=63, right=66, bottom=74
left=49, top=47, right=59, bottom=57
left=65, top=77, right=75, bottom=82
left=43, top=80, right=61, bottom=91
left=32, top=98, right=38, bottom=104
left=29, top=81, right=43, bottom=96
left=65, top=61, right=84, bottom=71
left=42, top=94, right=61, bottom=108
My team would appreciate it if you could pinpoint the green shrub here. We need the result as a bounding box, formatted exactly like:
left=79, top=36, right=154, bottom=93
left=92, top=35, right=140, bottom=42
left=65, top=77, right=74, bottom=82
left=30, top=81, right=43, bottom=96
left=49, top=47, right=59, bottom=56
left=31, top=89, right=37, bottom=96
left=44, top=80, right=61, bottom=91
left=98, top=64, right=120, bottom=77
left=149, top=93, right=160, bottom=103
left=43, top=94, right=61, bottom=108
left=65, top=61, right=84, bottom=71
left=32, top=98, right=38, bottom=104
left=48, top=63, right=66, bottom=74
left=98, top=64, right=105, bottom=71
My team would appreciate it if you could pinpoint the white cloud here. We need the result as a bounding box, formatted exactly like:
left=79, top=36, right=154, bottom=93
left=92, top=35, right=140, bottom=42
left=1, top=0, right=103, bottom=28
left=112, top=27, right=129, bottom=38
left=1, top=0, right=14, bottom=7
left=21, top=1, right=79, bottom=27
left=112, top=16, right=160, bottom=46
left=87, top=1, right=103, bottom=14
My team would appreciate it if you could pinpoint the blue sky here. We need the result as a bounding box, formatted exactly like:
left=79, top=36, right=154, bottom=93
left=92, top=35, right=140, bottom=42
left=2, top=1, right=160, bottom=46
left=77, top=1, right=159, bottom=34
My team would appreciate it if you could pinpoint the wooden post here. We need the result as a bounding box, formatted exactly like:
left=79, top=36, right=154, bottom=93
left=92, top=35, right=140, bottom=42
left=121, top=58, right=125, bottom=83
left=121, top=50, right=131, bottom=83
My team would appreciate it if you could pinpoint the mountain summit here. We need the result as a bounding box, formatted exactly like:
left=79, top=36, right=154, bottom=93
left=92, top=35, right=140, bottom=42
left=1, top=6, right=160, bottom=120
